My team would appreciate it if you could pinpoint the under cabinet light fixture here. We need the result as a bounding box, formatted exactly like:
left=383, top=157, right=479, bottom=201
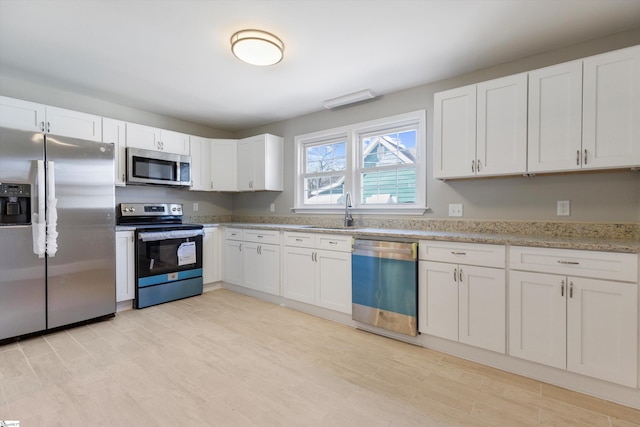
left=323, top=89, right=376, bottom=109
left=230, top=29, right=284, bottom=66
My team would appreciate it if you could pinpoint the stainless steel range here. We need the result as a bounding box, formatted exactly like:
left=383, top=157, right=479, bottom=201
left=117, top=203, right=204, bottom=308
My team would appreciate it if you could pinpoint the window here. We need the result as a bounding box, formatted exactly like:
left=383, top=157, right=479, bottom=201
left=294, top=110, right=426, bottom=214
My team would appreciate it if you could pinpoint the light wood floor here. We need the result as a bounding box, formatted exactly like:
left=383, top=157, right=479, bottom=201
left=1, top=289, right=639, bottom=426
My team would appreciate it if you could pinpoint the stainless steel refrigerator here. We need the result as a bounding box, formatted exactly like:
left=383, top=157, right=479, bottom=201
left=0, top=126, right=116, bottom=341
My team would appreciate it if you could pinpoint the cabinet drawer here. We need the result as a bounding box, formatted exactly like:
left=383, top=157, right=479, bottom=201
left=509, top=246, right=638, bottom=282
left=419, top=241, right=505, bottom=268
left=284, top=231, right=315, bottom=248
left=242, top=229, right=280, bottom=245
left=317, top=234, right=352, bottom=252
left=224, top=227, right=243, bottom=240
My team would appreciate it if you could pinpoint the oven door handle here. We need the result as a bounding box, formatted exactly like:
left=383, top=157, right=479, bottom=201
left=138, top=229, right=204, bottom=242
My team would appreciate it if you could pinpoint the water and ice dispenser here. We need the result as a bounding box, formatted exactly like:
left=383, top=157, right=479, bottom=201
left=0, top=183, right=31, bottom=225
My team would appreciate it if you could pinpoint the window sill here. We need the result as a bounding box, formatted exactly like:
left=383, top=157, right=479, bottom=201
left=291, top=206, right=429, bottom=216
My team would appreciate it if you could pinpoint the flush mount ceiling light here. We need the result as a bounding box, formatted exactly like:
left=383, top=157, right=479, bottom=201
left=230, top=29, right=284, bottom=66
left=323, top=89, right=377, bottom=109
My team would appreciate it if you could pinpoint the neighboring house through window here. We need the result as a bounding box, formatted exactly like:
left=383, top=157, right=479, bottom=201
left=294, top=110, right=426, bottom=214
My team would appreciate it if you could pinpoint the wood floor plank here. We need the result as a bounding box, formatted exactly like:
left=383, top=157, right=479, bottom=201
left=1, top=288, right=639, bottom=426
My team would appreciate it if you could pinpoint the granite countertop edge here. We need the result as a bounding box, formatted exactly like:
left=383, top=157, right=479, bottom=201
left=209, top=223, right=640, bottom=254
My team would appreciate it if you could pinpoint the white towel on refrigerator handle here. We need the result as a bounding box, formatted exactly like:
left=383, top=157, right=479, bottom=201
left=46, top=161, right=58, bottom=257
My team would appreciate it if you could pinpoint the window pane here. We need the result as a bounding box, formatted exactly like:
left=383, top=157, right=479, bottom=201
left=361, top=130, right=417, bottom=168
left=361, top=169, right=416, bottom=204
left=304, top=175, right=345, bottom=205
left=305, top=141, right=346, bottom=173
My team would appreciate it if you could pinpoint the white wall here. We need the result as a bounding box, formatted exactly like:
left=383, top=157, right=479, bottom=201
left=232, top=29, right=640, bottom=223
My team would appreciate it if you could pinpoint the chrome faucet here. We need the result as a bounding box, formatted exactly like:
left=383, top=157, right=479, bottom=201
left=344, top=192, right=354, bottom=227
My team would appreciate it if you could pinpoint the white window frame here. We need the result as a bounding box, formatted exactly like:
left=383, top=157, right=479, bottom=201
left=293, top=110, right=427, bottom=215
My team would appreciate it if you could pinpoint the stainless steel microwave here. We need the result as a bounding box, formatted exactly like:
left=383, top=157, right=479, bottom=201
left=126, top=147, right=191, bottom=187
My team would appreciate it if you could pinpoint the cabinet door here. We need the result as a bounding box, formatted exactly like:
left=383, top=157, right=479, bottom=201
left=476, top=74, right=527, bottom=176
left=283, top=246, right=316, bottom=305
left=528, top=60, right=583, bottom=173
left=316, top=249, right=352, bottom=314
left=237, top=138, right=254, bottom=191
left=190, top=136, right=211, bottom=191
left=223, top=239, right=243, bottom=285
left=126, top=122, right=160, bottom=151
left=458, top=265, right=505, bottom=353
left=0, top=96, right=45, bottom=132
left=161, top=129, right=190, bottom=155
left=256, top=244, right=280, bottom=296
left=45, top=106, right=102, bottom=142
left=583, top=45, right=640, bottom=169
left=567, top=277, right=638, bottom=387
left=433, top=85, right=477, bottom=179
left=211, top=139, right=238, bottom=191
left=115, top=231, right=135, bottom=302
left=508, top=271, right=566, bottom=369
left=418, top=261, right=458, bottom=340
left=242, top=241, right=261, bottom=291
left=203, top=228, right=220, bottom=284
left=102, top=117, right=126, bottom=186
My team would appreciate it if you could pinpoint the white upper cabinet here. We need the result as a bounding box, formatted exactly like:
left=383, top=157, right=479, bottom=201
left=433, top=74, right=527, bottom=179
left=211, top=139, right=238, bottom=191
left=528, top=60, right=583, bottom=173
left=582, top=45, right=640, bottom=169
left=433, top=85, right=477, bottom=179
left=237, top=134, right=283, bottom=191
left=102, top=117, right=127, bottom=186
left=125, top=122, right=190, bottom=155
left=476, top=73, right=528, bottom=177
left=0, top=96, right=101, bottom=141
left=189, top=135, right=212, bottom=191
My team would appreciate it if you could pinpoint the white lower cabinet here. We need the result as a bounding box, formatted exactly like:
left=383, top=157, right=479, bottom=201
left=509, top=246, right=638, bottom=388
left=283, top=232, right=352, bottom=314
left=222, top=228, right=280, bottom=296
left=203, top=227, right=221, bottom=284
left=223, top=228, right=243, bottom=286
left=418, top=241, right=506, bottom=354
left=242, top=240, right=280, bottom=295
left=115, top=231, right=135, bottom=302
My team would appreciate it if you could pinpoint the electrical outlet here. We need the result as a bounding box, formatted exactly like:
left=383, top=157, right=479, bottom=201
left=448, top=203, right=463, bottom=217
left=270, top=203, right=275, bottom=212
left=557, top=200, right=570, bottom=216
left=193, top=202, right=199, bottom=212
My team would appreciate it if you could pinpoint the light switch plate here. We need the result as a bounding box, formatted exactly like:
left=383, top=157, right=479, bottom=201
left=193, top=202, right=199, bottom=212
left=448, top=203, right=463, bottom=217
left=557, top=200, right=570, bottom=216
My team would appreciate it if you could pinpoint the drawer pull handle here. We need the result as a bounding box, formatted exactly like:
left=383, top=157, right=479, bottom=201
left=459, top=268, right=463, bottom=282
left=561, top=280, right=565, bottom=297
left=557, top=260, right=579, bottom=265
left=451, top=251, right=466, bottom=256
left=329, top=241, right=338, bottom=245
left=295, top=238, right=303, bottom=242
left=257, top=235, right=263, bottom=239
left=453, top=268, right=458, bottom=282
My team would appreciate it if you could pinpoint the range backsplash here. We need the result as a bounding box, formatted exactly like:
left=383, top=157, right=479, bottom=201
left=185, top=214, right=638, bottom=240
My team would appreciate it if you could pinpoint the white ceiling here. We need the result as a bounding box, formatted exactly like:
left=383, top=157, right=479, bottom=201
left=1, top=0, right=640, bottom=132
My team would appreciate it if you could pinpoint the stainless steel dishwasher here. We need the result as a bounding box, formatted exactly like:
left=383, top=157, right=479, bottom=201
left=352, top=239, right=418, bottom=336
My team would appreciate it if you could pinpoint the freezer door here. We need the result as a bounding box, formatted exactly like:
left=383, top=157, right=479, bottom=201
left=45, top=134, right=116, bottom=328
left=0, top=127, right=46, bottom=340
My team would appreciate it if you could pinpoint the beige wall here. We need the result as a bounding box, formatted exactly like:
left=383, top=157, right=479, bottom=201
left=2, top=29, right=639, bottom=223
left=233, top=29, right=640, bottom=223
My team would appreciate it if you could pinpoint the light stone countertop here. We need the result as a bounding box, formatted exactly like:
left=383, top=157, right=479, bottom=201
left=211, top=223, right=640, bottom=254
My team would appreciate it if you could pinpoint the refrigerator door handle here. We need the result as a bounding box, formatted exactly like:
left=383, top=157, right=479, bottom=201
left=32, top=160, right=46, bottom=258
left=46, top=161, right=59, bottom=257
